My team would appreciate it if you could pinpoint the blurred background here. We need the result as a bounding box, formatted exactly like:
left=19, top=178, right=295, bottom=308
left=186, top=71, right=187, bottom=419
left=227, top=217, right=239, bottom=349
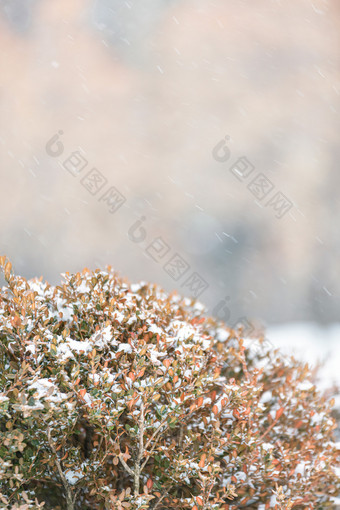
left=0, top=0, right=339, bottom=384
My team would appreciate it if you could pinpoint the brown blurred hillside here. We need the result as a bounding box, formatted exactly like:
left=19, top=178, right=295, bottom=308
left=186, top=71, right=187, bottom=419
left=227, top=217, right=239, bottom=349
left=0, top=0, right=339, bottom=325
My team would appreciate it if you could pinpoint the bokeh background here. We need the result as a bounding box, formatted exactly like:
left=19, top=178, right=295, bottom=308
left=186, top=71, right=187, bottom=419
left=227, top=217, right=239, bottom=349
left=0, top=0, right=339, bottom=383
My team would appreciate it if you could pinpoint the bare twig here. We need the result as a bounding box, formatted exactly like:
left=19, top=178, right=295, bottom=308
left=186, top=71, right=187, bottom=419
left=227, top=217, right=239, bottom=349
left=141, top=423, right=168, bottom=472
left=134, top=401, right=145, bottom=495
left=47, top=427, right=75, bottom=510
left=258, top=398, right=291, bottom=442
left=178, top=424, right=184, bottom=449
left=153, top=487, right=172, bottom=509
left=118, top=453, right=134, bottom=477
left=144, top=416, right=168, bottom=453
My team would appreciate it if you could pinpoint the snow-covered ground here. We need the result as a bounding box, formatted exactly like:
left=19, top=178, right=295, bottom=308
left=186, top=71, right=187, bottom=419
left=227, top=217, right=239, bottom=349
left=267, top=322, right=340, bottom=398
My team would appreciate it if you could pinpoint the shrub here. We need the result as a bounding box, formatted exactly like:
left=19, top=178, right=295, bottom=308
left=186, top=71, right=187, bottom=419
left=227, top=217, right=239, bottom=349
left=0, top=257, right=339, bottom=509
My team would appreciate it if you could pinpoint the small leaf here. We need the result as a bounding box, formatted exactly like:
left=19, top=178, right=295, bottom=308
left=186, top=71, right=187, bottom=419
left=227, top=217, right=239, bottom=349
left=275, top=407, right=284, bottom=420
left=198, top=454, right=206, bottom=468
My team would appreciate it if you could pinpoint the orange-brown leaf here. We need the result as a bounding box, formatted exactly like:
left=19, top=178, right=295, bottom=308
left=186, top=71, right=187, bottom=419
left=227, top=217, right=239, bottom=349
left=197, top=396, right=204, bottom=407
left=198, top=454, right=206, bottom=468
left=275, top=407, right=284, bottom=420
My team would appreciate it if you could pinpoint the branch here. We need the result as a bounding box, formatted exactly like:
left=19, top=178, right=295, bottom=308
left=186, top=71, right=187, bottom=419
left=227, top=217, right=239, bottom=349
left=134, top=401, right=145, bottom=495
left=47, top=427, right=75, bottom=510
left=258, top=401, right=290, bottom=442
left=178, top=423, right=184, bottom=449
left=235, top=500, right=260, bottom=508
left=118, top=453, right=134, bottom=477
left=144, top=416, right=168, bottom=452
left=153, top=487, right=172, bottom=509
left=141, top=424, right=167, bottom=472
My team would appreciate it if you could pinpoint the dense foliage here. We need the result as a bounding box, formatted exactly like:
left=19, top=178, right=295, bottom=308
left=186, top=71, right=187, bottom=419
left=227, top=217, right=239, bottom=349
left=0, top=257, right=339, bottom=509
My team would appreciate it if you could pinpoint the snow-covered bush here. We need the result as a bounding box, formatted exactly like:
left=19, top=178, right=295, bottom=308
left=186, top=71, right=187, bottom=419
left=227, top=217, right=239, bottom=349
left=0, top=257, right=339, bottom=509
